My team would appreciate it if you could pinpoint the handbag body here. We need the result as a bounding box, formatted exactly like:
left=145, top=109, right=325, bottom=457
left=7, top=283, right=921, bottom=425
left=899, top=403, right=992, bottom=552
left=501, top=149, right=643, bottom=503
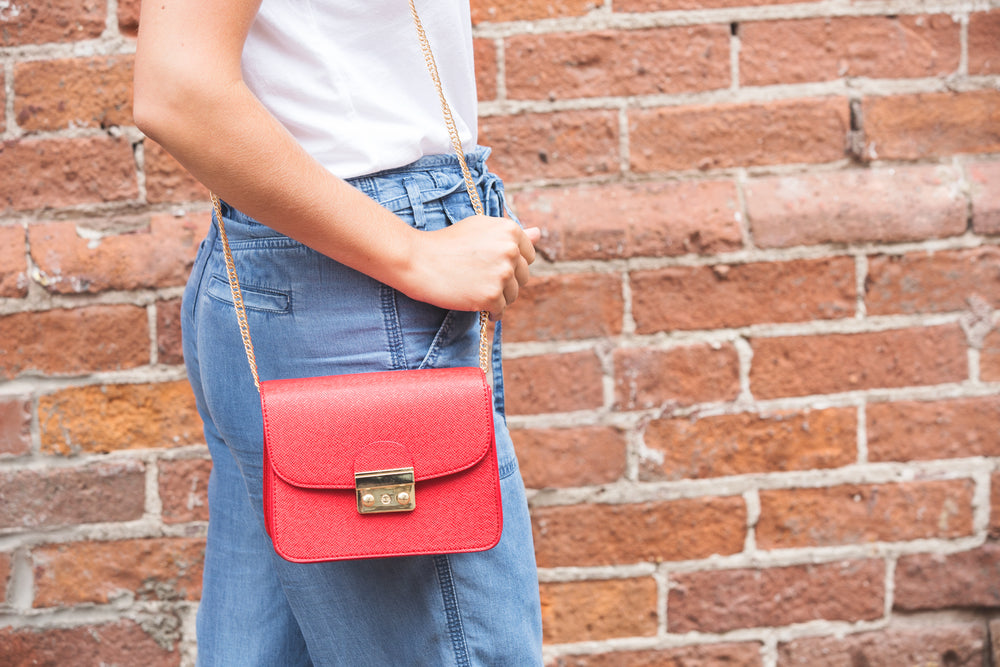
left=211, top=0, right=506, bottom=563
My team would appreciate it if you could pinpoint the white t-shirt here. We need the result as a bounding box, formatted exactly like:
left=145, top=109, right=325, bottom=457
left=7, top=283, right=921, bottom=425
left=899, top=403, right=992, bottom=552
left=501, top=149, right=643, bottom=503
left=242, top=0, right=478, bottom=179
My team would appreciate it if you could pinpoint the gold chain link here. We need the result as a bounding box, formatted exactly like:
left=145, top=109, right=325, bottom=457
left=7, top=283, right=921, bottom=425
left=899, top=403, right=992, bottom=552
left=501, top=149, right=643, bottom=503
left=214, top=0, right=492, bottom=390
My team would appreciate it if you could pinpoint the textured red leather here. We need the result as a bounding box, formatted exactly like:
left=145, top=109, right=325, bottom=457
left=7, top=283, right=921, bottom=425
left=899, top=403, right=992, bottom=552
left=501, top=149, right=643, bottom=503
left=260, top=366, right=503, bottom=563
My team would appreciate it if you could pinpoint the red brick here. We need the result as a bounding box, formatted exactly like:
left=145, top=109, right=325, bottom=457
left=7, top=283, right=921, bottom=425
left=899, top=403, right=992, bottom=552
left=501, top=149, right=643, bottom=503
left=552, top=643, right=764, bottom=667
left=39, top=381, right=201, bottom=456
left=670, top=560, right=884, bottom=632
left=29, top=213, right=209, bottom=294
left=749, top=326, right=968, bottom=399
left=0, top=461, right=145, bottom=530
left=746, top=165, right=966, bottom=248
left=614, top=344, right=740, bottom=410
left=984, top=328, right=1000, bottom=382
left=159, top=458, right=211, bottom=524
left=0, top=137, right=138, bottom=211
left=143, top=140, right=209, bottom=204
left=32, top=538, right=204, bottom=607
left=14, top=56, right=133, bottom=131
left=0, top=552, right=10, bottom=603
left=157, top=298, right=184, bottom=365
left=894, top=544, right=1000, bottom=611
left=512, top=426, right=627, bottom=489
left=503, top=273, right=622, bottom=343
left=617, top=0, right=799, bottom=9
left=868, top=396, right=1000, bottom=462
left=633, top=258, right=855, bottom=333
left=0, top=226, right=27, bottom=297
left=0, top=621, right=178, bottom=667
left=504, top=351, right=604, bottom=415
left=0, top=305, right=149, bottom=380
left=642, top=408, right=856, bottom=481
left=118, top=0, right=140, bottom=36
left=970, top=161, right=1000, bottom=234
left=778, top=623, right=987, bottom=666
left=992, top=472, right=1000, bottom=539
left=630, top=98, right=849, bottom=172
left=506, top=26, right=729, bottom=100
left=757, top=479, right=975, bottom=549
left=0, top=0, right=106, bottom=46
left=540, top=578, right=657, bottom=644
left=866, top=247, right=1000, bottom=315
left=969, top=11, right=1000, bottom=75
left=471, top=0, right=600, bottom=23
left=863, top=90, right=1000, bottom=160
left=0, top=397, right=31, bottom=457
left=513, top=180, right=741, bottom=261
left=993, top=619, right=1000, bottom=667
left=478, top=110, right=619, bottom=183
left=474, top=39, right=497, bottom=102
left=741, top=15, right=959, bottom=86
left=532, top=497, right=746, bottom=567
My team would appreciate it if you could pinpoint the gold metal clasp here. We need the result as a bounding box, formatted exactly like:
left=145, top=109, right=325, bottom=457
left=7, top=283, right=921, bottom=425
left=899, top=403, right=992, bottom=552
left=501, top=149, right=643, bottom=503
left=355, top=467, right=416, bottom=514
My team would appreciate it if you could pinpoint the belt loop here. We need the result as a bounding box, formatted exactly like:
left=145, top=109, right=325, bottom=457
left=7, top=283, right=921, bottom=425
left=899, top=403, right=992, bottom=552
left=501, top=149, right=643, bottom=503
left=403, top=177, right=428, bottom=229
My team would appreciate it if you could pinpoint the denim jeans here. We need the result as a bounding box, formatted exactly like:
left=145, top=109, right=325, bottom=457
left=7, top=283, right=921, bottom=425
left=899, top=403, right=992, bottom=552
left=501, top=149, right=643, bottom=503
left=181, top=148, right=543, bottom=666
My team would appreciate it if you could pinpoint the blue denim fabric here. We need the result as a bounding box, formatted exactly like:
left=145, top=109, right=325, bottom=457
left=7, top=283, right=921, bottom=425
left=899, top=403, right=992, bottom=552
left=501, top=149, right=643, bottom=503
left=181, top=148, right=543, bottom=666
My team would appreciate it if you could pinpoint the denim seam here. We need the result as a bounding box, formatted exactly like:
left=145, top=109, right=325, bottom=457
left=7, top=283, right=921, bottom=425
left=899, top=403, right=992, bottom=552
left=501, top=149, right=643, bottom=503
left=380, top=284, right=408, bottom=370
left=418, top=311, right=455, bottom=370
left=433, top=554, right=471, bottom=667
left=205, top=275, right=292, bottom=314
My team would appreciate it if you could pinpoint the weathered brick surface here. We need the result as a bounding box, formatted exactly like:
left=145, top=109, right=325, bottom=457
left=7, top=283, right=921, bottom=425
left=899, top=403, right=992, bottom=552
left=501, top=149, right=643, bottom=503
left=473, top=39, right=497, bottom=102
left=969, top=10, right=1000, bottom=75
left=503, top=273, right=622, bottom=342
left=513, top=180, right=741, bottom=261
left=866, top=247, right=1000, bottom=315
left=740, top=15, right=960, bottom=86
left=642, top=408, right=856, bottom=481
left=992, top=472, right=1000, bottom=539
left=0, top=225, right=27, bottom=297
left=0, top=0, right=106, bottom=47
left=894, top=544, right=1000, bottom=611
left=757, top=479, right=975, bottom=549
left=29, top=213, right=209, bottom=294
left=513, top=426, right=627, bottom=489
left=471, top=0, right=600, bottom=23
left=632, top=258, right=855, bottom=333
left=0, top=461, right=145, bottom=530
left=0, top=305, right=149, bottom=380
left=970, top=161, right=1000, bottom=234
left=992, top=619, right=1000, bottom=667
left=14, top=56, right=134, bottom=131
left=38, top=381, right=202, bottom=456
left=0, top=137, right=138, bottom=212
left=868, top=396, right=1000, bottom=461
left=983, top=328, right=1000, bottom=382
left=540, top=578, right=657, bottom=644
left=863, top=90, right=1000, bottom=160
left=614, top=344, right=740, bottom=409
left=0, top=622, right=179, bottom=667
left=617, top=0, right=801, bottom=9
left=0, top=552, right=11, bottom=604
left=504, top=351, right=605, bottom=415
left=0, top=397, right=31, bottom=457
left=669, top=560, right=884, bottom=633
left=749, top=326, right=968, bottom=399
left=479, top=110, right=619, bottom=183
left=777, top=623, right=987, bottom=666
left=551, top=643, right=764, bottom=667
left=118, top=0, right=141, bottom=36
left=159, top=458, right=211, bottom=524
left=506, top=26, right=729, bottom=100
left=143, top=140, right=210, bottom=203
left=630, top=98, right=849, bottom=172
left=32, top=538, right=205, bottom=607
left=532, top=497, right=746, bottom=567
left=746, top=165, right=966, bottom=248
left=157, top=298, right=185, bottom=365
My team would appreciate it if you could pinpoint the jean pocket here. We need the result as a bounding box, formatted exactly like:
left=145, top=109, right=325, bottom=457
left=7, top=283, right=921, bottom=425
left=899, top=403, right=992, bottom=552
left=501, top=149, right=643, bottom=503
left=205, top=274, right=292, bottom=314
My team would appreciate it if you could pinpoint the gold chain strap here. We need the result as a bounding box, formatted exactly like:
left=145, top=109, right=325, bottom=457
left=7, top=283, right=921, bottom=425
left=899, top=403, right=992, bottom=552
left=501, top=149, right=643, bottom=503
left=214, top=0, right=491, bottom=392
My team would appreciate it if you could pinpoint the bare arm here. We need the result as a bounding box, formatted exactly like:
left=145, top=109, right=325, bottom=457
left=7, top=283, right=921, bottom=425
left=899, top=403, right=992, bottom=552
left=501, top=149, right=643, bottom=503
left=133, top=0, right=537, bottom=319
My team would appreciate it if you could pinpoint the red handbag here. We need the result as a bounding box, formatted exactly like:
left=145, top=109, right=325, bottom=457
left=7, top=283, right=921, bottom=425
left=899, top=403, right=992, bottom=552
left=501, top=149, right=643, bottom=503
left=211, top=1, right=504, bottom=562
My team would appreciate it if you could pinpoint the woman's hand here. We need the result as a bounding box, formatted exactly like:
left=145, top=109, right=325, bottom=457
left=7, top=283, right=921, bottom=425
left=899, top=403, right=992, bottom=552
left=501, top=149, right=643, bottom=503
left=402, top=216, right=540, bottom=320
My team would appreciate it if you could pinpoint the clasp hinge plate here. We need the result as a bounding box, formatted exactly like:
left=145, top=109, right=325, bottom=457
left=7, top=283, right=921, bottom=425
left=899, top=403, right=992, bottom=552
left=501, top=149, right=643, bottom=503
left=355, top=467, right=416, bottom=514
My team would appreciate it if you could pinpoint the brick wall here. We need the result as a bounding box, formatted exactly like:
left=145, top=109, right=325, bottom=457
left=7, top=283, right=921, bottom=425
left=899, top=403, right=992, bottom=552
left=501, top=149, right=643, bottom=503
left=1, top=0, right=998, bottom=664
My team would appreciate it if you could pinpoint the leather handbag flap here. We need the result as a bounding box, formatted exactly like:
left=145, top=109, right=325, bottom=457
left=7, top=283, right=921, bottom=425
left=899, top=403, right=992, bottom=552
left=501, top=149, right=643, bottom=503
left=260, top=366, right=493, bottom=489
